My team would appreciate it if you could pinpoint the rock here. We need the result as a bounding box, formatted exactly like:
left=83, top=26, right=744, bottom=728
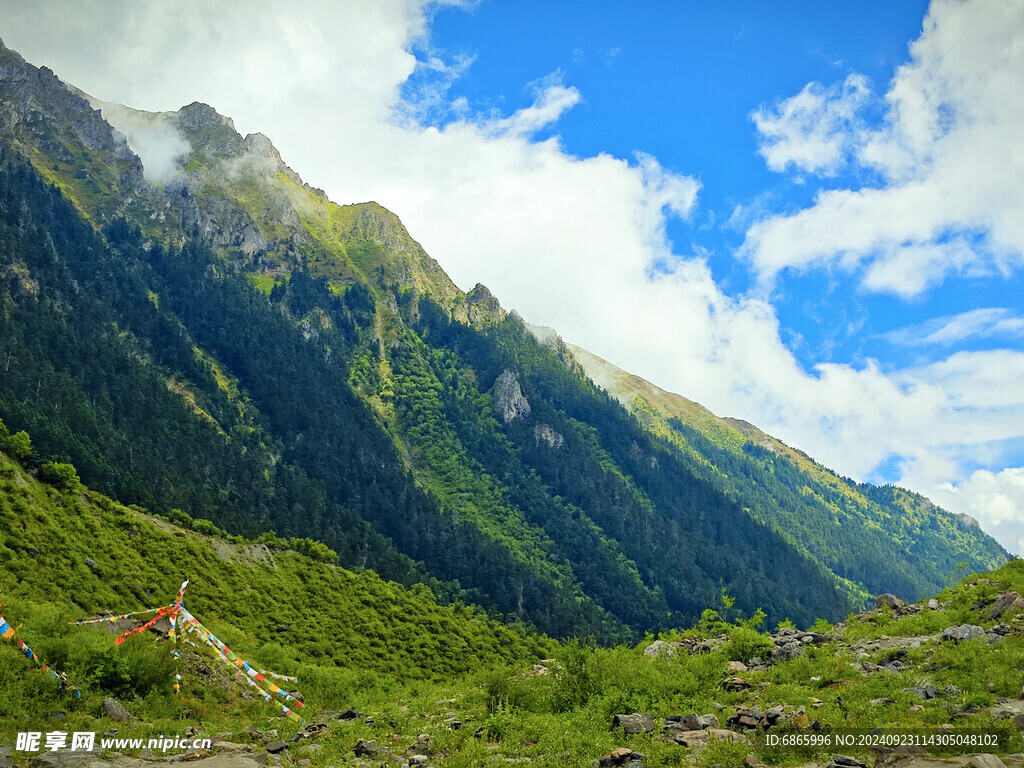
left=612, top=713, right=655, bottom=735
left=989, top=592, right=1024, bottom=620
left=870, top=698, right=895, bottom=707
left=876, top=594, right=906, bottom=611
left=264, top=742, right=287, bottom=755
left=642, top=640, right=677, bottom=658
left=102, top=697, right=131, bottom=723
left=928, top=599, right=940, bottom=610
left=533, top=424, right=564, bottom=449
left=829, top=756, right=867, bottom=768
left=971, top=755, right=1007, bottom=768
left=274, top=624, right=289, bottom=633
left=407, top=735, right=431, bottom=754
left=725, top=677, right=750, bottom=691
left=596, top=748, right=645, bottom=766
left=726, top=661, right=748, bottom=674
left=353, top=739, right=380, bottom=757
left=742, top=755, right=764, bottom=768
left=941, top=624, right=987, bottom=643
left=211, top=742, right=252, bottom=753
left=909, top=705, right=925, bottom=713
left=493, top=370, right=531, bottom=423
left=408, top=756, right=429, bottom=767
left=336, top=707, right=363, bottom=720
left=942, top=685, right=963, bottom=697
left=0, top=747, right=12, bottom=768
left=903, top=685, right=939, bottom=700
left=668, top=730, right=710, bottom=748
left=696, top=713, right=720, bottom=730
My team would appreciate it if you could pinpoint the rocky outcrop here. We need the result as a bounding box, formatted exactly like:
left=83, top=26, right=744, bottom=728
left=493, top=370, right=530, bottom=423
left=465, top=283, right=505, bottom=327
left=534, top=423, right=564, bottom=448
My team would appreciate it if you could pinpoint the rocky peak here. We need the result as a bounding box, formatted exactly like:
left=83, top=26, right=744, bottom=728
left=466, top=283, right=505, bottom=327
left=176, top=101, right=234, bottom=132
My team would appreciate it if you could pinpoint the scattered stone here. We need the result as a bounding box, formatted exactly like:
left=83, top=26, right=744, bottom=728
left=264, top=742, right=287, bottom=755
left=408, top=756, right=429, bottom=767
left=407, top=735, right=431, bottom=754
left=943, top=685, right=963, bottom=697
left=353, top=739, right=380, bottom=757
left=726, top=661, right=748, bottom=674
left=668, top=730, right=710, bottom=748
left=870, top=698, right=895, bottom=707
left=903, top=685, right=939, bottom=700
left=101, top=697, right=131, bottom=723
left=928, top=599, right=940, bottom=610
left=475, top=727, right=485, bottom=739
left=941, top=624, right=986, bottom=643
left=84, top=558, right=97, bottom=570
left=742, top=755, right=765, bottom=768
left=336, top=707, right=362, bottom=720
left=274, top=624, right=289, bottom=633
left=613, top=713, right=655, bottom=735
left=909, top=705, right=925, bottom=713
left=596, top=747, right=645, bottom=767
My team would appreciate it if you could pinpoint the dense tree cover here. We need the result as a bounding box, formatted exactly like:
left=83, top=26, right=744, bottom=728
left=0, top=74, right=1006, bottom=643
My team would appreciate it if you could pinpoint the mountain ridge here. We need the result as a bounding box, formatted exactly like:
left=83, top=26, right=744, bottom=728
left=0, top=40, right=1008, bottom=642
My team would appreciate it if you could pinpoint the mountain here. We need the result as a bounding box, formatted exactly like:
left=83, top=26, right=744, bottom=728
left=551, top=337, right=1003, bottom=608
left=0, top=38, right=1008, bottom=640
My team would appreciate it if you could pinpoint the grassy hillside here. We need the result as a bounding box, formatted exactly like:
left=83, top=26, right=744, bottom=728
left=2, top=424, right=1022, bottom=767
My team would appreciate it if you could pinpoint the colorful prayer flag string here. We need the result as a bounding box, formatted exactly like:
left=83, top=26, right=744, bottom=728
left=1, top=610, right=79, bottom=697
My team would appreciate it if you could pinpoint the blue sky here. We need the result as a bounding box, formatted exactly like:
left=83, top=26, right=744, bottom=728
left=1, top=0, right=1022, bottom=554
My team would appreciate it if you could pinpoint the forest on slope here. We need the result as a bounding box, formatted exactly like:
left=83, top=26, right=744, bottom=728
left=0, top=39, right=1008, bottom=641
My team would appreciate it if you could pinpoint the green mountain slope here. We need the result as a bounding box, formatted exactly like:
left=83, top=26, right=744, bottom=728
left=0, top=420, right=551, bottom=683
left=559, top=339, right=1007, bottom=602
left=0, top=39, right=1008, bottom=640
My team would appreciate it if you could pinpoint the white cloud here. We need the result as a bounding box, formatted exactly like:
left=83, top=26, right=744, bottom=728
left=884, top=308, right=1024, bottom=347
left=1, top=0, right=1022, bottom=556
left=930, top=468, right=1024, bottom=556
left=752, top=73, right=870, bottom=176
left=743, top=0, right=1024, bottom=295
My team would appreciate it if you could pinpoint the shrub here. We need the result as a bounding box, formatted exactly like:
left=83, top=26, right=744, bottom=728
left=38, top=461, right=80, bottom=491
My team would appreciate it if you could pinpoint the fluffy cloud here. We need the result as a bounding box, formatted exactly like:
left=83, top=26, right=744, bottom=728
left=1, top=0, right=1021, bottom=554
left=752, top=73, right=870, bottom=176
left=931, top=469, right=1024, bottom=557
left=744, top=0, right=1024, bottom=295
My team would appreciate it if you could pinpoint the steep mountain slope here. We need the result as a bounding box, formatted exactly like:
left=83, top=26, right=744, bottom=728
left=0, top=39, right=1007, bottom=639
left=557, top=338, right=1007, bottom=601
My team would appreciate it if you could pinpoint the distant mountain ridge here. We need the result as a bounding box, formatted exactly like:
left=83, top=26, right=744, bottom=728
left=0, top=38, right=1008, bottom=641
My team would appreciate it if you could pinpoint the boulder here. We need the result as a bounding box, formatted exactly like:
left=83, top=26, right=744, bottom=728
left=101, top=697, right=131, bottom=723
left=876, top=594, right=905, bottom=611
left=642, top=640, right=677, bottom=659
left=612, top=713, right=656, bottom=735
left=940, top=624, right=987, bottom=643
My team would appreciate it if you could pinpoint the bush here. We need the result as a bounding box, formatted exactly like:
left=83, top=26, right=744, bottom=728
left=38, top=461, right=80, bottom=491
left=723, top=626, right=774, bottom=662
